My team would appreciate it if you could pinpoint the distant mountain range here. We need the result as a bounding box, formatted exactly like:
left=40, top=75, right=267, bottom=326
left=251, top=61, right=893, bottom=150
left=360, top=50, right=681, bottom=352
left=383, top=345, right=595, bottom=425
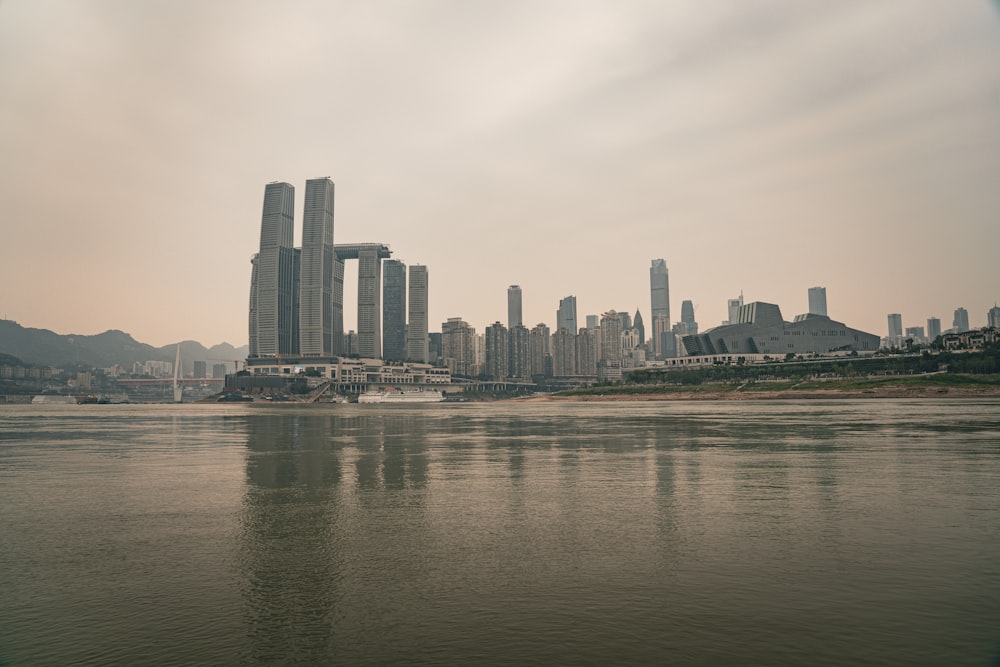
left=0, top=319, right=248, bottom=373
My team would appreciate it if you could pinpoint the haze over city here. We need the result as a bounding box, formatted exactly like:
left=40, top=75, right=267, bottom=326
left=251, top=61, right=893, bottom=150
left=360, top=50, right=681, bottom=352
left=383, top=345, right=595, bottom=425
left=2, top=1, right=998, bottom=347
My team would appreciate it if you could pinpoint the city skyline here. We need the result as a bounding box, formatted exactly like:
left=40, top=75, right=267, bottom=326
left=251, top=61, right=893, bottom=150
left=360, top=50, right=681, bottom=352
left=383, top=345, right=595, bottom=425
left=2, top=2, right=999, bottom=346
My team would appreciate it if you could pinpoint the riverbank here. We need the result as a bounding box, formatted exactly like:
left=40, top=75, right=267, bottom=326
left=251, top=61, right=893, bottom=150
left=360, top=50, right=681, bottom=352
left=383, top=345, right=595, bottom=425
left=540, top=374, right=1000, bottom=401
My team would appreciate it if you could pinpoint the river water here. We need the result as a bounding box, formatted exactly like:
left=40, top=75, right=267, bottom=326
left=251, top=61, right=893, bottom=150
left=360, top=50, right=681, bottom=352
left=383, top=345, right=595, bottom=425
left=1, top=399, right=998, bottom=665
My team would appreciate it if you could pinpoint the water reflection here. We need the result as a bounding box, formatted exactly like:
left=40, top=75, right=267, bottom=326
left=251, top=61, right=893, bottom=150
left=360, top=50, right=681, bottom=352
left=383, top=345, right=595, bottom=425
left=240, top=414, right=343, bottom=662
left=225, top=401, right=1000, bottom=664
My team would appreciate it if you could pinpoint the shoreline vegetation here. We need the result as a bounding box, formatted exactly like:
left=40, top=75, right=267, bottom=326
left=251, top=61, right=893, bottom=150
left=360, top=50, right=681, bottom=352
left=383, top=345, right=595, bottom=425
left=541, top=346, right=1000, bottom=401
left=538, top=374, right=1000, bottom=401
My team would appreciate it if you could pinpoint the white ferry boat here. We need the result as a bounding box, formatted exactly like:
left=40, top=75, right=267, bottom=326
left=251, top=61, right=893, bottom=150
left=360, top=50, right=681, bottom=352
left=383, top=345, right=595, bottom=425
left=357, top=388, right=445, bottom=404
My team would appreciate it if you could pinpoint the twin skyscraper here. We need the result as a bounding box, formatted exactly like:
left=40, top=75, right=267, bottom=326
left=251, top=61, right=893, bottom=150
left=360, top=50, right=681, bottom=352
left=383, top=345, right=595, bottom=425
left=248, top=178, right=428, bottom=362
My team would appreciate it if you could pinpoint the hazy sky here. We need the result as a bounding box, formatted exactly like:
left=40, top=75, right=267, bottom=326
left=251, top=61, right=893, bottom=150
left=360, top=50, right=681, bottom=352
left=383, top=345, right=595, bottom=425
left=2, top=1, right=998, bottom=347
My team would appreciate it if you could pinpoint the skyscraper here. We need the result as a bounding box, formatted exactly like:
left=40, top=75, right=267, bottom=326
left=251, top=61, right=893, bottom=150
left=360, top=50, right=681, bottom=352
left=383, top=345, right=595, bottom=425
left=382, top=259, right=407, bottom=361
left=508, top=285, right=523, bottom=329
left=299, top=177, right=335, bottom=356
left=407, top=265, right=429, bottom=362
left=557, top=295, right=577, bottom=334
left=249, top=182, right=296, bottom=357
left=808, top=286, right=828, bottom=317
left=633, top=309, right=645, bottom=345
left=927, top=317, right=941, bottom=341
left=989, top=305, right=1000, bottom=329
left=953, top=307, right=970, bottom=333
left=356, top=248, right=382, bottom=358
left=586, top=315, right=598, bottom=330
left=887, top=313, right=903, bottom=338
left=649, top=259, right=669, bottom=356
left=681, top=300, right=697, bottom=334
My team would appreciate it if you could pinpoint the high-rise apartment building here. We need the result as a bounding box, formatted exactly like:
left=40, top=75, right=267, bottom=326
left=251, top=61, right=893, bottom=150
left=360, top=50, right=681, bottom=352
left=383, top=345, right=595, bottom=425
left=382, top=259, right=407, bottom=361
left=508, top=285, right=523, bottom=329
left=249, top=182, right=296, bottom=357
left=299, top=178, right=335, bottom=356
left=407, top=265, right=429, bottom=363
left=599, top=312, right=622, bottom=365
left=808, top=287, right=828, bottom=317
left=529, top=324, right=550, bottom=379
left=485, top=322, right=509, bottom=380
left=953, top=307, right=970, bottom=333
left=576, top=327, right=597, bottom=376
left=557, top=296, right=577, bottom=334
left=442, top=318, right=476, bottom=377
left=887, top=313, right=903, bottom=338
left=927, top=317, right=942, bottom=340
left=508, top=325, right=530, bottom=381
left=552, top=328, right=577, bottom=377
left=650, top=259, right=669, bottom=356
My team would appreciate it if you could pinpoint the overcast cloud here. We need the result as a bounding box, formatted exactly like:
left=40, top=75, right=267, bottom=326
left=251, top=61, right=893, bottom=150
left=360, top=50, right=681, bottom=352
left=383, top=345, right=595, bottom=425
left=1, top=1, right=998, bottom=346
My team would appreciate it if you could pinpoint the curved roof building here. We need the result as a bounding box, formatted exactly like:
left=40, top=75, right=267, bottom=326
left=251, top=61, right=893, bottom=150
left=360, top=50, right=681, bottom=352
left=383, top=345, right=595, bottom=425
left=681, top=302, right=879, bottom=356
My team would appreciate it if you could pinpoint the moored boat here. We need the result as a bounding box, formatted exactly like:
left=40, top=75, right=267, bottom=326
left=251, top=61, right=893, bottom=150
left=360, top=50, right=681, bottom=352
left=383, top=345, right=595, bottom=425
left=357, top=388, right=445, bottom=404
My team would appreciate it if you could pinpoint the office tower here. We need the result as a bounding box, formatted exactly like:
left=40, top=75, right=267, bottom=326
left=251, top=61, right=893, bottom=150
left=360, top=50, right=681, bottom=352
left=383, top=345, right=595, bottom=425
left=249, top=182, right=296, bottom=357
left=332, top=257, right=345, bottom=354
left=576, top=327, right=597, bottom=375
left=508, top=285, right=523, bottom=329
left=193, top=361, right=207, bottom=379
left=727, top=293, right=744, bottom=325
left=586, top=314, right=598, bottom=330
left=633, top=309, right=645, bottom=345
left=650, top=259, right=670, bottom=356
left=529, top=323, right=550, bottom=379
left=905, top=326, right=925, bottom=340
left=953, top=307, right=970, bottom=333
left=485, top=322, right=509, bottom=380
left=406, top=265, right=429, bottom=362
left=887, top=313, right=903, bottom=338
left=508, top=325, right=530, bottom=381
left=298, top=178, right=336, bottom=356
left=681, top=300, right=698, bottom=334
left=617, top=311, right=632, bottom=331
left=345, top=330, right=359, bottom=355
left=552, top=328, right=577, bottom=377
left=808, top=287, right=828, bottom=317
left=356, top=248, right=383, bottom=357
left=212, top=363, right=228, bottom=379
left=927, top=317, right=941, bottom=340
left=557, top=296, right=577, bottom=334
left=989, top=305, right=1000, bottom=329
left=382, top=259, right=407, bottom=361
left=428, top=332, right=442, bottom=363
left=442, top=318, right=476, bottom=376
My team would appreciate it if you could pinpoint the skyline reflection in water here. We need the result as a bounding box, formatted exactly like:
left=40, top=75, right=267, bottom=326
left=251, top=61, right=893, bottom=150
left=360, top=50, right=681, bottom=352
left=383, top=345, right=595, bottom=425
left=0, top=400, right=998, bottom=665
